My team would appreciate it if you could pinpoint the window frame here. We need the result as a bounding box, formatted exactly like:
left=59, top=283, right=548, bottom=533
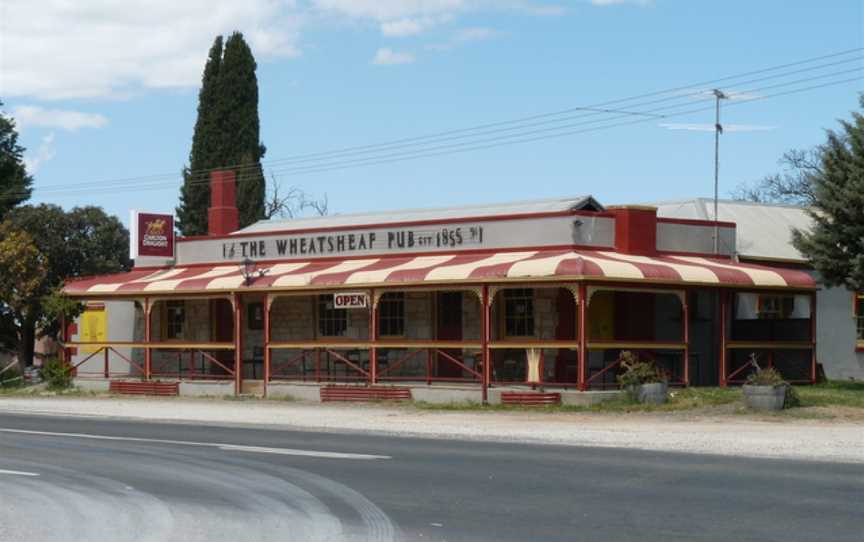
left=162, top=300, right=186, bottom=341
left=501, top=288, right=536, bottom=339
left=756, top=294, right=794, bottom=320
left=317, top=294, right=348, bottom=338
left=378, top=292, right=405, bottom=338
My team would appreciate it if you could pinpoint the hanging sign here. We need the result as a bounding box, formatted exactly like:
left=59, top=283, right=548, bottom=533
left=333, top=292, right=369, bottom=309
left=130, top=211, right=175, bottom=259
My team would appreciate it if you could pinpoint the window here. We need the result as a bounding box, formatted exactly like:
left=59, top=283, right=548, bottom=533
left=757, top=295, right=794, bottom=320
left=318, top=295, right=347, bottom=337
left=856, top=294, right=864, bottom=346
left=378, top=292, right=405, bottom=337
left=504, top=289, right=534, bottom=337
left=165, top=300, right=185, bottom=340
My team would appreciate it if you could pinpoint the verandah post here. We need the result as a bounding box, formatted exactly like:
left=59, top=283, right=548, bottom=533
left=683, top=291, right=690, bottom=386
left=369, top=289, right=377, bottom=386
left=144, top=297, right=152, bottom=381
left=719, top=290, right=728, bottom=387
left=577, top=284, right=587, bottom=391
left=263, top=294, right=271, bottom=398
left=481, top=285, right=490, bottom=404
left=233, top=293, right=241, bottom=396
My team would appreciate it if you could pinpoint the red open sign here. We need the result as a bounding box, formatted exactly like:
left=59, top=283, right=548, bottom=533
left=333, top=292, right=369, bottom=309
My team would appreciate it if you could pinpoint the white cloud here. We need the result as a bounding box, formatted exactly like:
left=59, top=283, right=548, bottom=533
left=372, top=48, right=416, bottom=65
left=312, top=0, right=466, bottom=21
left=12, top=106, right=108, bottom=132
left=23, top=133, right=57, bottom=174
left=1, top=0, right=303, bottom=100
left=380, top=15, right=452, bottom=37
left=428, top=26, right=497, bottom=51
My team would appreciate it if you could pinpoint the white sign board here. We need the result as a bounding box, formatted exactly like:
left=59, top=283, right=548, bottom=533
left=333, top=292, right=369, bottom=309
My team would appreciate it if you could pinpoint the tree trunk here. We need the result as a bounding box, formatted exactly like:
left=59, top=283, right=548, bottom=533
left=17, top=318, right=36, bottom=368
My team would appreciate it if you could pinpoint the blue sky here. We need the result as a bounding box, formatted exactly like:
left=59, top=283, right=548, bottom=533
left=1, top=0, right=862, bottom=226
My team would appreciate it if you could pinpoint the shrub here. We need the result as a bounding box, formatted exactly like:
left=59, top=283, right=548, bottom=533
left=617, top=351, right=667, bottom=388
left=745, top=366, right=786, bottom=386
left=0, top=365, right=22, bottom=389
left=40, top=357, right=72, bottom=390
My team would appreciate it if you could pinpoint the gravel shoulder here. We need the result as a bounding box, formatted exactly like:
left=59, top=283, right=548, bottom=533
left=0, top=395, right=861, bottom=464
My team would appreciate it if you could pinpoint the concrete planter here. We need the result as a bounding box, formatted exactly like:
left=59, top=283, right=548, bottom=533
left=628, top=382, right=668, bottom=404
left=743, top=384, right=787, bottom=411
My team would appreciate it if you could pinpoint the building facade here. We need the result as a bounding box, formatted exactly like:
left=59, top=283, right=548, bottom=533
left=61, top=172, right=819, bottom=400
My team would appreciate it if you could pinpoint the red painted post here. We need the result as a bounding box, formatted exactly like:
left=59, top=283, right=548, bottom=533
left=315, top=349, right=321, bottom=383
left=144, top=297, right=152, bottom=381
left=369, top=289, right=377, bottom=386
left=263, top=295, right=271, bottom=398
left=103, top=347, right=109, bottom=379
left=810, top=292, right=817, bottom=384
left=719, top=291, right=728, bottom=387
left=234, top=294, right=241, bottom=396
left=577, top=284, right=587, bottom=391
left=481, top=285, right=490, bottom=404
left=683, top=292, right=690, bottom=386
left=426, top=348, right=432, bottom=386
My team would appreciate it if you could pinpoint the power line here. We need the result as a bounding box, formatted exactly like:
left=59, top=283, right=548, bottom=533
left=10, top=73, right=858, bottom=202
left=23, top=47, right=862, bottom=194
left=8, top=51, right=862, bottom=201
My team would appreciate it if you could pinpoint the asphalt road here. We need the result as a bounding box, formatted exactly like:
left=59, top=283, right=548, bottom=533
left=0, top=413, right=860, bottom=542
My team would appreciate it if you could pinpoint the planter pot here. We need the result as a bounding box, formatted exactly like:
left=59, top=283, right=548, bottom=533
left=743, top=384, right=787, bottom=411
left=628, top=382, right=668, bottom=404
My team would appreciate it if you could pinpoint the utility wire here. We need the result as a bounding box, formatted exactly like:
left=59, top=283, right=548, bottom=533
left=7, top=50, right=862, bottom=201
left=21, top=47, right=862, bottom=194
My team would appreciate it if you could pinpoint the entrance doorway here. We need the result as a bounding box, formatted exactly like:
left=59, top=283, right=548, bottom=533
left=436, top=292, right=463, bottom=378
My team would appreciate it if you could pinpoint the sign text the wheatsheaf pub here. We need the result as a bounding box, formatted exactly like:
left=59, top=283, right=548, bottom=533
left=221, top=225, right=485, bottom=260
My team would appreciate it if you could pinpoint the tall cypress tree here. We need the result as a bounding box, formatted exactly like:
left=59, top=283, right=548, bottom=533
left=0, top=102, right=33, bottom=221
left=793, top=96, right=864, bottom=291
left=176, top=33, right=266, bottom=235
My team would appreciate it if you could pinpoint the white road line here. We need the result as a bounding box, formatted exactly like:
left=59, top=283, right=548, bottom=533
left=0, top=468, right=39, bottom=477
left=219, top=444, right=389, bottom=460
left=0, top=427, right=391, bottom=461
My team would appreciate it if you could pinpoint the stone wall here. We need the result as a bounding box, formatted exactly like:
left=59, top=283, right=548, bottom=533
left=490, top=287, right=562, bottom=341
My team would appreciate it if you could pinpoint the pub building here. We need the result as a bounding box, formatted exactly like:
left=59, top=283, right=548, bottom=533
left=61, top=170, right=820, bottom=402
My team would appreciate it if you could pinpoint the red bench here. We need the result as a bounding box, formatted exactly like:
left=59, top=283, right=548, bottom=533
left=501, top=392, right=561, bottom=406
left=109, top=381, right=179, bottom=397
left=320, top=386, right=412, bottom=402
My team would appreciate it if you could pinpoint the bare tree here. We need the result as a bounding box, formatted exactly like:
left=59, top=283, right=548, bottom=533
left=263, top=174, right=329, bottom=219
left=730, top=148, right=822, bottom=206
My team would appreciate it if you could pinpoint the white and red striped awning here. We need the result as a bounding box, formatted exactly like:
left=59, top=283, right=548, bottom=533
left=63, top=249, right=815, bottom=296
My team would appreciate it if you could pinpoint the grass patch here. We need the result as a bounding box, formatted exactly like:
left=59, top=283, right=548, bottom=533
left=793, top=381, right=864, bottom=408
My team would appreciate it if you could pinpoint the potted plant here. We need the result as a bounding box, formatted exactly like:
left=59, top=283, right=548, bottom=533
left=616, top=351, right=669, bottom=404
left=742, top=354, right=793, bottom=411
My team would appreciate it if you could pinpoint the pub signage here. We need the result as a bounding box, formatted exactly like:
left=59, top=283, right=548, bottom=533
left=333, top=292, right=369, bottom=309
left=220, top=225, right=485, bottom=260
left=131, top=211, right=175, bottom=259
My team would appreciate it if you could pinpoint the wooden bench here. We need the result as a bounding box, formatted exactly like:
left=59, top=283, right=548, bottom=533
left=501, top=392, right=561, bottom=406
left=320, top=386, right=412, bottom=402
left=109, top=381, right=179, bottom=397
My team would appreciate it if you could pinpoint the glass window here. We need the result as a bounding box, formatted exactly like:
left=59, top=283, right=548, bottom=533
left=757, top=295, right=794, bottom=320
left=856, top=294, right=863, bottom=343
left=165, top=300, right=185, bottom=340
left=378, top=292, right=405, bottom=337
left=318, top=295, right=347, bottom=337
left=504, top=289, right=534, bottom=337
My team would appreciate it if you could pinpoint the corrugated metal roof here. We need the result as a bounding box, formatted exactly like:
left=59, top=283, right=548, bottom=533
left=235, top=195, right=602, bottom=235
left=652, top=198, right=812, bottom=262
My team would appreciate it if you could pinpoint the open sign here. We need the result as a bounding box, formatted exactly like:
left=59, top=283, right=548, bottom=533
left=333, top=292, right=368, bottom=309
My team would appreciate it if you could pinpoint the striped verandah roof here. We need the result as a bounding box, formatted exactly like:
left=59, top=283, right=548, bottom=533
left=63, top=248, right=815, bottom=297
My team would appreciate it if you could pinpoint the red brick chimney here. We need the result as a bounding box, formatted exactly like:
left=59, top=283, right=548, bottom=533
left=208, top=170, right=239, bottom=236
left=607, top=205, right=658, bottom=255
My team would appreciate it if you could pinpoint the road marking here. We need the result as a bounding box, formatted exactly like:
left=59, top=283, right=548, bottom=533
left=218, top=444, right=389, bottom=460
left=0, top=428, right=391, bottom=461
left=0, top=468, right=39, bottom=477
